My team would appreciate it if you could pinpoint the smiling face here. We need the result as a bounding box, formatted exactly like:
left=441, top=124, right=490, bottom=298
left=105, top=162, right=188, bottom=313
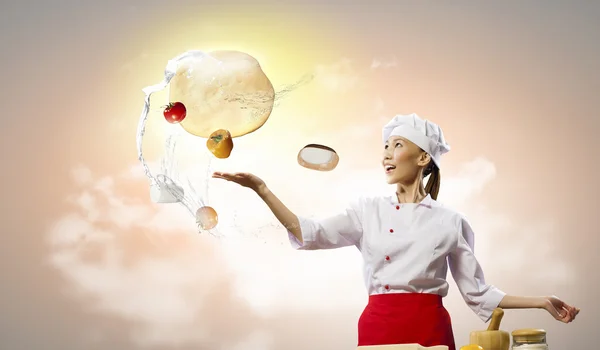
left=382, top=136, right=431, bottom=185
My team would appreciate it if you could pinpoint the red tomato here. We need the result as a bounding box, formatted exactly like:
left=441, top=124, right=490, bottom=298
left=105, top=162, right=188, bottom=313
left=163, top=102, right=187, bottom=124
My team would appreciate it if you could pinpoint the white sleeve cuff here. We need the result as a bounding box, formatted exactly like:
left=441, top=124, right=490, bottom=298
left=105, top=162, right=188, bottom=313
left=287, top=216, right=315, bottom=250
left=477, top=286, right=507, bottom=323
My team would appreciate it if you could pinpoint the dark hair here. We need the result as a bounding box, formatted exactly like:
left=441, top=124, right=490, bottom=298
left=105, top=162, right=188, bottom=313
left=424, top=162, right=441, bottom=200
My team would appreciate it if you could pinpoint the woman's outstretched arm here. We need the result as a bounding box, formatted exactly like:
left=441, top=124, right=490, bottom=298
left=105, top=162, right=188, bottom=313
left=256, top=185, right=302, bottom=241
left=449, top=215, right=580, bottom=324
left=212, top=172, right=363, bottom=250
left=212, top=171, right=302, bottom=240
left=498, top=295, right=579, bottom=323
left=498, top=295, right=545, bottom=309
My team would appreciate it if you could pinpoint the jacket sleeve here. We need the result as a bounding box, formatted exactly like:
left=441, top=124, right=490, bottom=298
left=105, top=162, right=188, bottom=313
left=287, top=198, right=364, bottom=251
left=448, top=216, right=506, bottom=323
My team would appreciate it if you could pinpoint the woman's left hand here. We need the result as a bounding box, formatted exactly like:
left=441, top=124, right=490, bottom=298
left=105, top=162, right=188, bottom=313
left=543, top=295, right=580, bottom=323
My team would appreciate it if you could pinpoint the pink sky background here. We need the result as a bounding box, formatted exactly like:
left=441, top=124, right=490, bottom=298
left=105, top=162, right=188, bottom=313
left=1, top=1, right=599, bottom=349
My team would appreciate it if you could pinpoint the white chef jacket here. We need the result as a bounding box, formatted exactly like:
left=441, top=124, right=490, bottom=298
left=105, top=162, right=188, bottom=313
left=288, top=193, right=506, bottom=323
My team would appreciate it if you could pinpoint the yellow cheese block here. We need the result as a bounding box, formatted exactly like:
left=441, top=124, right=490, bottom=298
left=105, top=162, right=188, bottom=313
left=460, top=345, right=484, bottom=350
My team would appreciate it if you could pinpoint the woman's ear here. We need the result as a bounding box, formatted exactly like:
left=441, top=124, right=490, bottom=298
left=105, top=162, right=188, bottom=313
left=417, top=152, right=431, bottom=167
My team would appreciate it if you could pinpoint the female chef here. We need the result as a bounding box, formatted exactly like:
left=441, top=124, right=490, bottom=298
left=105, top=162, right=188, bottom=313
left=212, top=113, right=579, bottom=350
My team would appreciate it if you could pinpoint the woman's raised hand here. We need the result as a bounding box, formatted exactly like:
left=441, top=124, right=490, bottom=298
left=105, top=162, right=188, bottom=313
left=543, top=295, right=580, bottom=323
left=212, top=171, right=267, bottom=194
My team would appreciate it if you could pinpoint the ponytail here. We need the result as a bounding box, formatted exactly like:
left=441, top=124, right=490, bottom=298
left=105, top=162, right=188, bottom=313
left=424, top=163, right=441, bottom=200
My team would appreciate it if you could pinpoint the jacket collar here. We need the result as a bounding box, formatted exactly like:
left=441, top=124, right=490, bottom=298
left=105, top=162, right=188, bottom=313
left=389, top=192, right=434, bottom=209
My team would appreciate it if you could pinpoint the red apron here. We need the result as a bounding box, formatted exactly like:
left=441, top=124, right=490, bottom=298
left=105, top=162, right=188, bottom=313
left=358, top=293, right=456, bottom=350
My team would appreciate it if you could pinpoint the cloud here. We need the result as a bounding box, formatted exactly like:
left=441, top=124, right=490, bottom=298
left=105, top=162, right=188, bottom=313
left=314, top=58, right=359, bottom=92
left=371, top=55, right=398, bottom=69
left=47, top=168, right=265, bottom=348
left=310, top=56, right=396, bottom=96
left=439, top=157, right=497, bottom=206
left=231, top=330, right=273, bottom=350
left=47, top=154, right=574, bottom=348
left=119, top=52, right=155, bottom=73
left=438, top=158, right=575, bottom=288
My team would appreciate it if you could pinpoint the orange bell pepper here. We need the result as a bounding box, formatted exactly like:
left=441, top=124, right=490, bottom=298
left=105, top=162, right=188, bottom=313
left=206, top=129, right=234, bottom=159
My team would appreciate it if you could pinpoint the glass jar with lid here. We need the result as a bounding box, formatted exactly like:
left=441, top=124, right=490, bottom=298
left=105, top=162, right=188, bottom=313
left=511, top=328, right=548, bottom=350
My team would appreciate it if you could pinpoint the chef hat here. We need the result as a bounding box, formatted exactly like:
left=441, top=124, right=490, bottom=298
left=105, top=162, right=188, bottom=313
left=382, top=113, right=450, bottom=168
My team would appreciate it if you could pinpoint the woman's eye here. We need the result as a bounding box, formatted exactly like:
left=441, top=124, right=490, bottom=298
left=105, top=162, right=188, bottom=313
left=395, top=142, right=402, bottom=147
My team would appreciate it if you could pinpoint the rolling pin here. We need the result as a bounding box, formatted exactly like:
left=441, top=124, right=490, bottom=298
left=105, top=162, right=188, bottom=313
left=469, top=308, right=510, bottom=350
